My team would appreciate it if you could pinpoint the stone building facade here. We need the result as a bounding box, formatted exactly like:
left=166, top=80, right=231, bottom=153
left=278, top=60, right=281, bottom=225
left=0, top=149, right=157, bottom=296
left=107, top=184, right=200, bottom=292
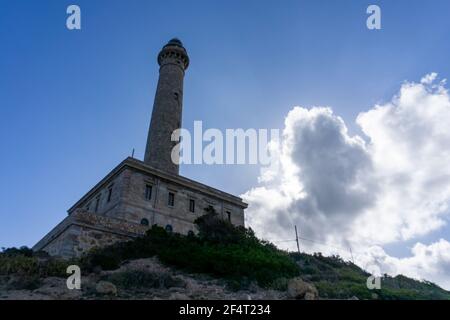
left=33, top=39, right=247, bottom=258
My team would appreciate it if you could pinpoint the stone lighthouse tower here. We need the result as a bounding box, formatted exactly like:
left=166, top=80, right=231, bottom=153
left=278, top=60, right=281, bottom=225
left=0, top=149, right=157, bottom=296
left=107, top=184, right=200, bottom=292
left=144, top=38, right=189, bottom=175
left=33, top=39, right=247, bottom=259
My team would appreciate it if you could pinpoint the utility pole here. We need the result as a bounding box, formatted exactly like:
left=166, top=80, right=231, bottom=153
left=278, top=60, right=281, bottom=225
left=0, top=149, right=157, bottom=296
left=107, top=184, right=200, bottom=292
left=295, top=225, right=300, bottom=255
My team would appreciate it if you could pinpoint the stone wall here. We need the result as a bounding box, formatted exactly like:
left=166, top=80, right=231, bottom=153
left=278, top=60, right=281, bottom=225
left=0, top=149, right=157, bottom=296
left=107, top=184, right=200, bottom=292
left=33, top=210, right=147, bottom=258
left=76, top=168, right=127, bottom=218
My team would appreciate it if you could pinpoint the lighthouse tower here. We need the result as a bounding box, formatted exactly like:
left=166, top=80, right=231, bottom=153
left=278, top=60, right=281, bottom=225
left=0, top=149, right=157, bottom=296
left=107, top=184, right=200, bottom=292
left=33, top=39, right=247, bottom=259
left=144, top=38, right=189, bottom=175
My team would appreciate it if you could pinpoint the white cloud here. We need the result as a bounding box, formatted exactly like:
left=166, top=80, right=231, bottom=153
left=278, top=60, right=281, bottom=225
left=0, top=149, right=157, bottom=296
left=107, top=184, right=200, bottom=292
left=358, top=239, right=450, bottom=290
left=242, top=73, right=450, bottom=289
left=421, top=72, right=438, bottom=85
left=355, top=74, right=450, bottom=242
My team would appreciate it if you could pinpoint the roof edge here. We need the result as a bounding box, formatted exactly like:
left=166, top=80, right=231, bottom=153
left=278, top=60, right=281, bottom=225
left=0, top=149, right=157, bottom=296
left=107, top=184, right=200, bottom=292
left=68, top=157, right=248, bottom=213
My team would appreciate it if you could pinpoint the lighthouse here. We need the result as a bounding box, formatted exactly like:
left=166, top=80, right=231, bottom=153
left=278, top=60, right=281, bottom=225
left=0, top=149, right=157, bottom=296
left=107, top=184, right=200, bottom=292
left=144, top=38, right=190, bottom=175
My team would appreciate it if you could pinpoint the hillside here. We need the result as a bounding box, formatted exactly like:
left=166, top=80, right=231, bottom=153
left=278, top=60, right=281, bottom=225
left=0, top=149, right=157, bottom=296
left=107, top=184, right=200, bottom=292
left=1, top=211, right=449, bottom=300
left=290, top=252, right=450, bottom=299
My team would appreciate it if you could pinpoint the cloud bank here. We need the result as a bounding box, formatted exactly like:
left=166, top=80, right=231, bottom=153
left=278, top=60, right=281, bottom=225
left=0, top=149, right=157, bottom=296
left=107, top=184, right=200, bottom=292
left=242, top=74, right=450, bottom=289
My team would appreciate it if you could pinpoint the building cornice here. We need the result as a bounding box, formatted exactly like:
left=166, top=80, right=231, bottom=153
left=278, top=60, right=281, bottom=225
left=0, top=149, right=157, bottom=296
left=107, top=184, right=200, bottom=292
left=68, top=157, right=248, bottom=214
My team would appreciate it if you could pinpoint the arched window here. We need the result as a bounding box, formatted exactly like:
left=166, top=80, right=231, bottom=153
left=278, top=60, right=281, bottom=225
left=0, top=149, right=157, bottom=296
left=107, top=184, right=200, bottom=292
left=140, top=218, right=149, bottom=226
left=187, top=230, right=194, bottom=237
left=165, top=224, right=173, bottom=233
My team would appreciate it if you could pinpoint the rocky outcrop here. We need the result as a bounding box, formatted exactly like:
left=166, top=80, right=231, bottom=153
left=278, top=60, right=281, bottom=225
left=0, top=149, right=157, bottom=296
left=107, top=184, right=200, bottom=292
left=95, top=281, right=117, bottom=296
left=287, top=277, right=319, bottom=300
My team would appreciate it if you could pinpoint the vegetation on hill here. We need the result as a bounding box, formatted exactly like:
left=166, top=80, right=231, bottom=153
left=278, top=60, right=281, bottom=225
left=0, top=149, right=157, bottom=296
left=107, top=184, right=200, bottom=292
left=1, top=208, right=450, bottom=299
left=290, top=252, right=450, bottom=300
left=0, top=247, right=68, bottom=290
left=80, top=208, right=300, bottom=289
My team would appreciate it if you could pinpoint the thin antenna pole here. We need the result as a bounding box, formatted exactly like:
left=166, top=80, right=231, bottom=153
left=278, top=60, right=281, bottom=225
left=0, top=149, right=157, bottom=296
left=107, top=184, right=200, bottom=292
left=295, top=225, right=300, bottom=255
left=131, top=148, right=135, bottom=158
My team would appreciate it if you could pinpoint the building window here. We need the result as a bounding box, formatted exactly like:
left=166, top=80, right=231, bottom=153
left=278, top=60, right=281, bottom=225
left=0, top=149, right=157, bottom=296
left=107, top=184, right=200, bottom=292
left=165, top=224, right=173, bottom=233
left=140, top=218, right=149, bottom=226
left=145, top=185, right=153, bottom=201
left=168, top=192, right=175, bottom=207
left=107, top=185, right=113, bottom=203
left=189, top=199, right=195, bottom=213
left=86, top=202, right=91, bottom=212
left=226, top=211, right=231, bottom=222
left=188, top=230, right=195, bottom=237
left=95, top=195, right=101, bottom=213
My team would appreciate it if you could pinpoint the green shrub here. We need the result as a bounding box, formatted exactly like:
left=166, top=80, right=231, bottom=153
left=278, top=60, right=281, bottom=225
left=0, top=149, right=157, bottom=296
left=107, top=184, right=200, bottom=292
left=269, top=277, right=289, bottom=291
left=0, top=247, right=68, bottom=278
left=1, top=246, right=34, bottom=257
left=290, top=251, right=450, bottom=300
left=80, top=208, right=300, bottom=289
left=6, top=274, right=42, bottom=290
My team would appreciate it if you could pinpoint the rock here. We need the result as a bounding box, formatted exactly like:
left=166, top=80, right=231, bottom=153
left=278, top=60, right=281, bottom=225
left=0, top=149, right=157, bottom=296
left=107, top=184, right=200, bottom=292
left=169, top=292, right=189, bottom=300
left=34, top=277, right=83, bottom=300
left=304, top=292, right=316, bottom=300
left=287, top=277, right=318, bottom=300
left=248, top=281, right=259, bottom=293
left=95, top=281, right=117, bottom=296
left=349, top=296, right=359, bottom=300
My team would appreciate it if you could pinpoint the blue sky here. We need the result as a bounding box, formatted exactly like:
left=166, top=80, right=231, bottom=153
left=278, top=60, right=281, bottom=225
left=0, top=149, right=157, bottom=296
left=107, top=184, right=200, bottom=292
left=1, top=0, right=450, bottom=272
